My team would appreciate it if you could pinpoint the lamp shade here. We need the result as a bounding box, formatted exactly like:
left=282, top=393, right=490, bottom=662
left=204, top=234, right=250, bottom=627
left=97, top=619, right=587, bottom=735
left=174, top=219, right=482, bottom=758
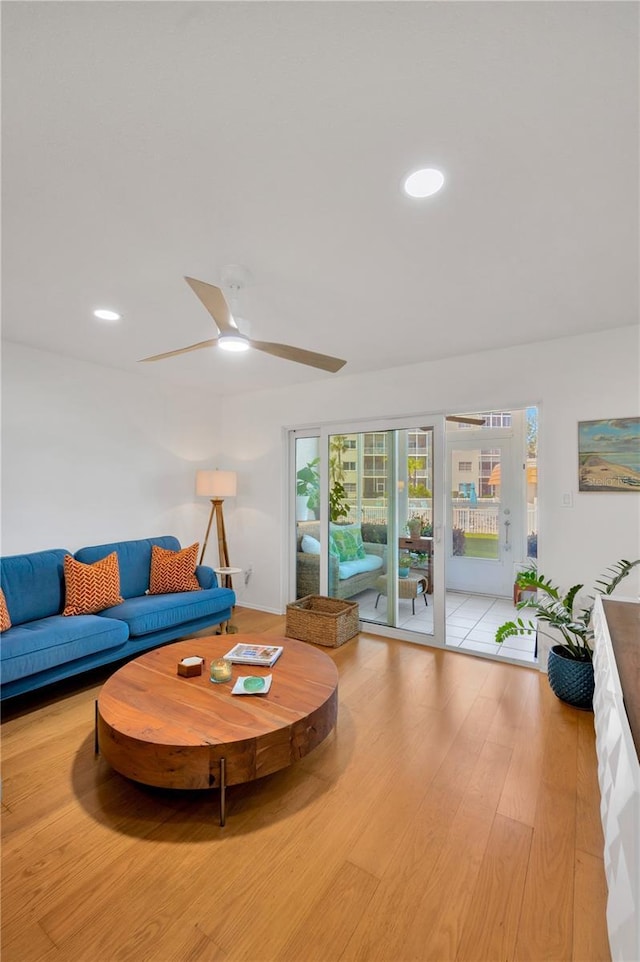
left=196, top=470, right=237, bottom=498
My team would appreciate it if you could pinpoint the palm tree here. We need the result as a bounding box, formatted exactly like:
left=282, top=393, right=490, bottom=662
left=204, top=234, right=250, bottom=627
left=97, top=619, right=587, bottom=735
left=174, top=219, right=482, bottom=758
left=407, top=456, right=424, bottom=489
left=329, top=435, right=351, bottom=522
left=329, top=435, right=349, bottom=484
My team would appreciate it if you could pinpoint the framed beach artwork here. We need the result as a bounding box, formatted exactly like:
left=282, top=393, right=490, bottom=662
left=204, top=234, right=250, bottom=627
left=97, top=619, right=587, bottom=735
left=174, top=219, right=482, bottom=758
left=578, top=417, right=640, bottom=492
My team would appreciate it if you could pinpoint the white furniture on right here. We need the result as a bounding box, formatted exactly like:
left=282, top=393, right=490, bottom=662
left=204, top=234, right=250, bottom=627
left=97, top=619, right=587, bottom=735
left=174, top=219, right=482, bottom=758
left=592, top=596, right=640, bottom=962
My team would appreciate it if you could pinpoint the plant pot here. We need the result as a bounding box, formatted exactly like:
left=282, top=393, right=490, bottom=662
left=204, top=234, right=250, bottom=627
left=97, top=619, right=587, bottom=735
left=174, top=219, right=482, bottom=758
left=398, top=567, right=410, bottom=578
left=547, top=645, right=594, bottom=711
left=296, top=496, right=310, bottom=521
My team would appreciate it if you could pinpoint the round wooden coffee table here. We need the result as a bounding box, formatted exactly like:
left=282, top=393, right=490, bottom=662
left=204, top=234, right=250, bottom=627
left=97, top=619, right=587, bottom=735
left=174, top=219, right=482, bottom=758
left=96, top=635, right=338, bottom=824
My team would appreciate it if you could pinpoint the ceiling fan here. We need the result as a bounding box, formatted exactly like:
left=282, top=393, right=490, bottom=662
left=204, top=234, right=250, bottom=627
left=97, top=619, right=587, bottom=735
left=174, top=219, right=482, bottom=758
left=420, top=416, right=487, bottom=429
left=445, top=415, right=486, bottom=425
left=139, top=272, right=347, bottom=373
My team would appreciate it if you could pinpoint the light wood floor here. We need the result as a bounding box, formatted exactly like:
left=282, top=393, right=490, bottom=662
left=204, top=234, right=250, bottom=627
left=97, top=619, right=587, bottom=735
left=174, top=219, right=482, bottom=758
left=1, top=608, right=610, bottom=962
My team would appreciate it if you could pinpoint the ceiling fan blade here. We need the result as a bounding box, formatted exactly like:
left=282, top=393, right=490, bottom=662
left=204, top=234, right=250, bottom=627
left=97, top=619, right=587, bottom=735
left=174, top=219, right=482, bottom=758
left=250, top=339, right=346, bottom=373
left=138, top=339, right=217, bottom=362
left=184, top=277, right=237, bottom=334
left=446, top=415, right=486, bottom=425
left=418, top=416, right=487, bottom=430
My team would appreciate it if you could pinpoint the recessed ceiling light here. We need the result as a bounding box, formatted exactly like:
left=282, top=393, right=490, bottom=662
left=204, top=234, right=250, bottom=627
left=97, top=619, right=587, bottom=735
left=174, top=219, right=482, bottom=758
left=93, top=308, right=121, bottom=321
left=403, top=168, right=445, bottom=199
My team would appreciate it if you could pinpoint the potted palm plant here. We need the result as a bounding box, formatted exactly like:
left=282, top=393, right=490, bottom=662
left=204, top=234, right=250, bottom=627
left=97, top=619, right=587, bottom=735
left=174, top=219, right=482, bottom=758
left=296, top=459, right=320, bottom=520
left=329, top=480, right=350, bottom=523
left=496, top=558, right=639, bottom=709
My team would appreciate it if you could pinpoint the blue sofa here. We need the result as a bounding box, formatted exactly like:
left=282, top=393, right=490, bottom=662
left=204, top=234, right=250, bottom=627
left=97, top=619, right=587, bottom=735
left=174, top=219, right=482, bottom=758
left=0, top=536, right=235, bottom=700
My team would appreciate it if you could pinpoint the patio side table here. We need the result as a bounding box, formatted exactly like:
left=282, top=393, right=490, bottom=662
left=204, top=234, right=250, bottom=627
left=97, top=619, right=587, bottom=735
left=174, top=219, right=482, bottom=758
left=398, top=537, right=433, bottom=593
left=374, top=575, right=428, bottom=615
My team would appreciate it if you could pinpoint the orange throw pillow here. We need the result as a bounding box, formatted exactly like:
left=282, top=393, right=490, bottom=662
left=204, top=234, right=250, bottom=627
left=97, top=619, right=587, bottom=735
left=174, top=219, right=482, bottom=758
left=0, top=588, right=11, bottom=632
left=149, top=542, right=200, bottom=595
left=63, top=552, right=124, bottom=616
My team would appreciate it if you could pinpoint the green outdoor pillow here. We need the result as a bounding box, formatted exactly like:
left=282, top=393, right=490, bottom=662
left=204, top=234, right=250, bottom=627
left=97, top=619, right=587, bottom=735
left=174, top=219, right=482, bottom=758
left=331, top=526, right=366, bottom=563
left=351, top=528, right=367, bottom=560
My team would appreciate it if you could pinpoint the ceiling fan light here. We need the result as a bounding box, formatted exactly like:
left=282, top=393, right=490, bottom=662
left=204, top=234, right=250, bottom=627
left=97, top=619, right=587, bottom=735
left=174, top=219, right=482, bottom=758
left=218, top=333, right=250, bottom=353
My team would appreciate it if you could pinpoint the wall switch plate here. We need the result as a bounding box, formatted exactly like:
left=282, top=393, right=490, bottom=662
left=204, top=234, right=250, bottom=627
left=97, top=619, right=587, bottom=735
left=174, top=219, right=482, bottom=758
left=562, top=493, right=573, bottom=507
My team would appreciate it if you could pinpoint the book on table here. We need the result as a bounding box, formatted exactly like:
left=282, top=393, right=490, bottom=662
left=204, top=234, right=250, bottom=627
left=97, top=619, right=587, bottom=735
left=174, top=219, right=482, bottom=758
left=222, top=643, right=283, bottom=667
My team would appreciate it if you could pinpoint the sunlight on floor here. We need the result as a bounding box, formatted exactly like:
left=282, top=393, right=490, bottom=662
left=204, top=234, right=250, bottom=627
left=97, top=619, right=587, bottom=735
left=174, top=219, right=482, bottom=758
left=355, top=589, right=537, bottom=665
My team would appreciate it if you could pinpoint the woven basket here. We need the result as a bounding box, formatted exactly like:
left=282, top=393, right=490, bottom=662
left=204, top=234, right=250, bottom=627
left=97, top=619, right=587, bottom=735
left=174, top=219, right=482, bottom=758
left=286, top=595, right=360, bottom=648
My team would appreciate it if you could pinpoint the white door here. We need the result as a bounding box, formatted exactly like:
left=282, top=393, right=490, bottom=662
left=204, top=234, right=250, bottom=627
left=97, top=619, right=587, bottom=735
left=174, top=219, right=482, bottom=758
left=446, top=429, right=524, bottom=597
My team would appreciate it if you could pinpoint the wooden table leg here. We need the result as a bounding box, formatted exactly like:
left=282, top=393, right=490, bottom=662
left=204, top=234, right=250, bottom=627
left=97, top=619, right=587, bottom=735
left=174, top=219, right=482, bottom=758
left=219, top=757, right=226, bottom=827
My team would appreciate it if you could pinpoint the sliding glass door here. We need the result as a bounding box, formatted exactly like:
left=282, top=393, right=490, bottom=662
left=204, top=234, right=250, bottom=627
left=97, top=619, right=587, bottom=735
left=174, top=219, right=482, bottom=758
left=291, top=417, right=445, bottom=645
left=291, top=408, right=537, bottom=662
left=445, top=410, right=533, bottom=597
left=293, top=432, right=322, bottom=599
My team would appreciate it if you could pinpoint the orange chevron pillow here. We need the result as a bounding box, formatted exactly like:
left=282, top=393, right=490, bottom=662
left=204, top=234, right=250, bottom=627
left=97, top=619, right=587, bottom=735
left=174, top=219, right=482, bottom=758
left=63, top=552, right=124, bottom=616
left=0, top=588, right=11, bottom=632
left=149, top=542, right=200, bottom=595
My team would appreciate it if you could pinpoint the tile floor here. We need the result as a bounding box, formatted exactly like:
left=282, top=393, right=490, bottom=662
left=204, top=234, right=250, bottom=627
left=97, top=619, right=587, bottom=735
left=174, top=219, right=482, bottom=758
left=355, top=587, right=537, bottom=665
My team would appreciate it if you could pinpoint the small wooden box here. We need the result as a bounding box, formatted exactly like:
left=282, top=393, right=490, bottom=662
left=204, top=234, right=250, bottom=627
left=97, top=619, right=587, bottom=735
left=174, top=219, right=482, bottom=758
left=177, top=657, right=203, bottom=678
left=285, top=596, right=359, bottom=648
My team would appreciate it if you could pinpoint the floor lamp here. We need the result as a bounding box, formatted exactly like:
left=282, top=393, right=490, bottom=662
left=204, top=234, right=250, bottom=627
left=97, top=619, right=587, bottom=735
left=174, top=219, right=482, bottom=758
left=196, top=470, right=237, bottom=587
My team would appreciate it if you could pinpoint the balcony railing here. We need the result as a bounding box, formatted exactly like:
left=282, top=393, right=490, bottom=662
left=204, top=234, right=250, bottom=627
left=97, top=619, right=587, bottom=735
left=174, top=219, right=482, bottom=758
left=354, top=500, right=537, bottom=535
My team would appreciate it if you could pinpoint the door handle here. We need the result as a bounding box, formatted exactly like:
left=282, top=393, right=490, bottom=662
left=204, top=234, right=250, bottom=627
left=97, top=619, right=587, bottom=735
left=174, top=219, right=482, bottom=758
left=504, top=519, right=511, bottom=551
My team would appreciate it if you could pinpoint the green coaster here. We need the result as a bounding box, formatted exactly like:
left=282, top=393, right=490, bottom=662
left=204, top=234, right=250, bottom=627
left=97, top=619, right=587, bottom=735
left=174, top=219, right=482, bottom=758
left=243, top=677, right=265, bottom=692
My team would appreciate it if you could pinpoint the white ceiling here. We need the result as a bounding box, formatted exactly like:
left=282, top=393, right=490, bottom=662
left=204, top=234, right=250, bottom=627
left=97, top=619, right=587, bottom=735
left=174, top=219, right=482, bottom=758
left=2, top=2, right=638, bottom=395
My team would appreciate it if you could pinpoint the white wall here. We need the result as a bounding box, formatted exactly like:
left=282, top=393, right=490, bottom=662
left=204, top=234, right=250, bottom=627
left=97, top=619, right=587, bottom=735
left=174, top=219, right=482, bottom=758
left=214, top=325, right=640, bottom=614
left=1, top=342, right=225, bottom=562
left=3, top=328, right=639, bottom=621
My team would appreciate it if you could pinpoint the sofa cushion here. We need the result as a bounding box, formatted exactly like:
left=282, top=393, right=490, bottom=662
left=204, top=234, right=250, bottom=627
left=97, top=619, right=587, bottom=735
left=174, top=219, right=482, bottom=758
left=297, top=521, right=321, bottom=546
left=301, top=535, right=321, bottom=555
left=195, top=565, right=216, bottom=589
left=0, top=614, right=129, bottom=684
left=298, top=522, right=340, bottom=559
left=338, top=554, right=384, bottom=580
left=0, top=549, right=69, bottom=625
left=98, top=587, right=234, bottom=637
left=0, top=589, right=11, bottom=632
left=149, top=542, right=200, bottom=594
left=74, top=536, right=181, bottom=599
left=63, top=552, right=124, bottom=616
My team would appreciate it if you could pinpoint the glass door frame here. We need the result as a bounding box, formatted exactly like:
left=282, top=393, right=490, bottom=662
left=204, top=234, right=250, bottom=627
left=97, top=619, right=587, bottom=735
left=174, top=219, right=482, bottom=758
left=445, top=411, right=528, bottom=598
left=288, top=426, right=322, bottom=606
left=309, top=413, right=446, bottom=647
